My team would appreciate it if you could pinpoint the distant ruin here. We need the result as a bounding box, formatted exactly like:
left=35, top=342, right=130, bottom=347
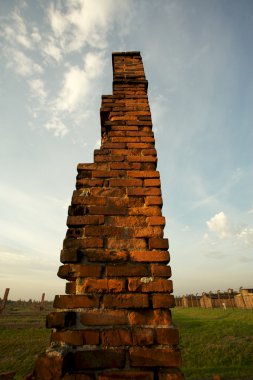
left=33, top=52, right=183, bottom=380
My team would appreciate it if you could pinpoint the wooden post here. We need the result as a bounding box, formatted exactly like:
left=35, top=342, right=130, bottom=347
left=39, top=293, right=45, bottom=311
left=0, top=288, right=10, bottom=314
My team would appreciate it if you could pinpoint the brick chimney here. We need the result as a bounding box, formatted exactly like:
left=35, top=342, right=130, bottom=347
left=34, top=51, right=184, bottom=380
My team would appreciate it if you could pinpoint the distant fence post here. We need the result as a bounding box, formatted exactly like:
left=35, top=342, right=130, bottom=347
left=39, top=293, right=45, bottom=311
left=0, top=288, right=10, bottom=314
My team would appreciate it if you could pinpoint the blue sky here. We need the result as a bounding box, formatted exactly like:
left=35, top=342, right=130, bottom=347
left=0, top=0, right=252, bottom=300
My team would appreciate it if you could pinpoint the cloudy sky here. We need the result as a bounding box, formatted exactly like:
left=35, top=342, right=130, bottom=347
left=0, top=0, right=252, bottom=300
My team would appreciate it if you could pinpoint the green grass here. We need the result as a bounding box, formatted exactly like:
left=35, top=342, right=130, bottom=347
left=172, top=307, right=253, bottom=379
left=0, top=304, right=252, bottom=379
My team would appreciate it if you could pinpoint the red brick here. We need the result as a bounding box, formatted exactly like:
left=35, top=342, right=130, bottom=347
left=58, top=264, right=102, bottom=279
left=84, top=249, right=128, bottom=262
left=153, top=294, right=175, bottom=308
left=92, top=170, right=125, bottom=178
left=149, top=238, right=169, bottom=249
left=51, top=330, right=98, bottom=346
left=72, top=196, right=106, bottom=205
left=103, top=142, right=126, bottom=149
left=76, top=179, right=104, bottom=187
left=78, top=237, right=104, bottom=248
left=46, top=312, right=76, bottom=329
left=34, top=352, right=71, bottom=380
left=158, top=369, right=185, bottom=380
left=131, top=226, right=163, bottom=238
left=105, top=263, right=148, bottom=277
left=80, top=310, right=128, bottom=326
left=129, top=310, right=171, bottom=326
left=128, top=187, right=161, bottom=196
left=127, top=155, right=157, bottom=162
left=129, top=347, right=181, bottom=367
left=155, top=327, right=179, bottom=345
left=110, top=162, right=141, bottom=170
left=144, top=179, right=161, bottom=187
left=128, top=278, right=173, bottom=293
left=104, top=212, right=144, bottom=224
left=67, top=215, right=104, bottom=227
left=111, top=126, right=138, bottom=131
left=107, top=197, right=130, bottom=207
left=150, top=264, right=171, bottom=277
left=95, top=155, right=124, bottom=162
left=147, top=216, right=165, bottom=225
left=88, top=206, right=127, bottom=215
left=60, top=248, right=81, bottom=263
left=62, top=374, right=94, bottom=380
left=98, top=371, right=154, bottom=380
left=78, top=279, right=125, bottom=293
left=142, top=148, right=157, bottom=156
left=111, top=137, right=140, bottom=143
left=91, top=188, right=126, bottom=197
left=107, top=238, right=146, bottom=250
left=77, top=163, right=105, bottom=170
left=53, top=295, right=99, bottom=309
left=129, top=206, right=162, bottom=216
left=127, top=143, right=153, bottom=149
left=146, top=196, right=163, bottom=206
left=127, top=171, right=159, bottom=178
left=126, top=131, right=153, bottom=137
left=132, top=328, right=153, bottom=346
left=85, top=226, right=126, bottom=237
left=129, top=251, right=170, bottom=263
left=103, top=294, right=149, bottom=308
left=109, top=179, right=142, bottom=187
left=110, top=149, right=130, bottom=155
left=74, top=350, right=125, bottom=369
left=101, top=329, right=132, bottom=346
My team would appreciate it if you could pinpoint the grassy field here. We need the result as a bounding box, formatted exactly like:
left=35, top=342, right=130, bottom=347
left=173, top=307, right=253, bottom=379
left=0, top=304, right=252, bottom=379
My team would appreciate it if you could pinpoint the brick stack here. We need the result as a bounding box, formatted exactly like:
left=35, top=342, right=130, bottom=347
left=34, top=52, right=184, bottom=380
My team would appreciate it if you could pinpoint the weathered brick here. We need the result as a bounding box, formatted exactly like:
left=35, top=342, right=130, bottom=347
left=98, top=371, right=154, bottom=380
left=78, top=279, right=125, bottom=294
left=129, top=310, right=172, bottom=326
left=129, top=347, right=181, bottom=367
left=91, top=188, right=126, bottom=197
left=88, top=206, right=127, bottom=215
left=150, top=264, right=171, bottom=277
left=84, top=249, right=128, bottom=262
left=109, top=179, right=143, bottom=187
left=153, top=294, right=175, bottom=309
left=71, top=196, right=106, bottom=205
left=62, top=374, right=94, bottom=380
left=107, top=238, right=146, bottom=250
left=57, top=264, right=102, bottom=279
left=101, top=329, right=132, bottom=346
left=67, top=215, right=104, bottom=227
left=76, top=179, right=104, bottom=187
left=129, top=206, right=162, bottom=216
left=147, top=216, right=165, bottom=225
left=144, top=179, right=161, bottom=187
left=127, top=155, right=157, bottom=162
left=51, top=330, right=98, bottom=346
left=85, top=226, right=127, bottom=237
left=60, top=248, right=81, bottom=263
left=149, top=238, right=169, bottom=250
left=129, top=251, right=170, bottom=263
left=131, top=226, right=163, bottom=238
left=105, top=263, right=148, bottom=277
left=155, top=327, right=179, bottom=345
left=128, top=187, right=161, bottom=196
left=92, top=170, right=125, bottom=178
left=110, top=162, right=141, bottom=170
left=80, top=310, right=128, bottom=326
left=46, top=312, right=76, bottom=329
left=128, top=278, right=173, bottom=293
left=146, top=196, right=163, bottom=206
left=107, top=216, right=146, bottom=227
left=127, top=171, right=159, bottom=178
left=74, top=350, right=125, bottom=369
left=158, top=369, right=185, bottom=380
left=34, top=352, right=72, bottom=380
left=53, top=295, right=100, bottom=309
left=103, top=294, right=149, bottom=308
left=132, top=328, right=153, bottom=346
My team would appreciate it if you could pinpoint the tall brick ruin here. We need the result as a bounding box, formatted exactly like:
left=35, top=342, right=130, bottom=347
left=34, top=52, right=184, bottom=380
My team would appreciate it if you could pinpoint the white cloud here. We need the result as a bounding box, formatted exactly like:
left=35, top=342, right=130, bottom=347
left=236, top=227, right=253, bottom=246
left=43, top=39, right=62, bottom=62
left=45, top=118, right=69, bottom=137
left=6, top=48, right=43, bottom=77
left=28, top=79, right=47, bottom=103
left=206, top=211, right=231, bottom=239
left=47, top=0, right=133, bottom=53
